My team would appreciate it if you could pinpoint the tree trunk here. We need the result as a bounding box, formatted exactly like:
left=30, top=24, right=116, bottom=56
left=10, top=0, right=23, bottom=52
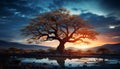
left=56, top=41, right=66, bottom=54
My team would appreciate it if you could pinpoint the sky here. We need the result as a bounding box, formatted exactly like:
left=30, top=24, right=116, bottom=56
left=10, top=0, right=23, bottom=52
left=0, top=0, right=120, bottom=48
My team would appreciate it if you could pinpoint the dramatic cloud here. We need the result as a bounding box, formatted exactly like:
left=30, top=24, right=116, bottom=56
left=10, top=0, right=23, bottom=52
left=101, top=0, right=120, bottom=10
left=100, top=0, right=120, bottom=18
left=80, top=12, right=120, bottom=43
left=0, top=0, right=120, bottom=43
left=80, top=12, right=120, bottom=28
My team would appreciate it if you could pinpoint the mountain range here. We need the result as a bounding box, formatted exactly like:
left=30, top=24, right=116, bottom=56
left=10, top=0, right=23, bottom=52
left=0, top=40, right=120, bottom=51
left=90, top=43, right=120, bottom=51
left=0, top=40, right=50, bottom=50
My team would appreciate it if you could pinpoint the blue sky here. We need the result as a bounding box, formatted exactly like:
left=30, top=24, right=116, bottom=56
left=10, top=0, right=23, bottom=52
left=0, top=0, right=120, bottom=44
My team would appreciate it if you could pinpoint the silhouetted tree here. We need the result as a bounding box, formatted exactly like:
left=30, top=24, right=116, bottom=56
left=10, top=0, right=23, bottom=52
left=47, top=48, right=56, bottom=53
left=21, top=8, right=98, bottom=53
left=97, top=47, right=111, bottom=63
left=85, top=50, right=95, bottom=54
left=8, top=47, right=20, bottom=53
left=97, top=47, right=110, bottom=55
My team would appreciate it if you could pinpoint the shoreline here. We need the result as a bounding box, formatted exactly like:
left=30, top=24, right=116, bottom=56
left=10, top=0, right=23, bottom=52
left=0, top=53, right=120, bottom=69
left=0, top=53, right=120, bottom=59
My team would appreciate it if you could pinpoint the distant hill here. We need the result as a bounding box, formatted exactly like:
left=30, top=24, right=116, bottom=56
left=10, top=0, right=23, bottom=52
left=0, top=40, right=50, bottom=50
left=67, top=43, right=120, bottom=52
left=0, top=40, right=119, bottom=51
left=90, top=43, right=120, bottom=51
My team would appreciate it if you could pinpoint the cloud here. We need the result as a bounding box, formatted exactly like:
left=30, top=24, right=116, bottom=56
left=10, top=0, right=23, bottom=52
left=0, top=0, right=27, bottom=16
left=0, top=0, right=47, bottom=17
left=80, top=12, right=120, bottom=28
left=100, top=0, right=120, bottom=18
left=0, top=15, right=29, bottom=41
left=101, top=0, right=120, bottom=10
left=80, top=12, right=120, bottom=42
left=0, top=0, right=120, bottom=43
left=0, top=0, right=52, bottom=41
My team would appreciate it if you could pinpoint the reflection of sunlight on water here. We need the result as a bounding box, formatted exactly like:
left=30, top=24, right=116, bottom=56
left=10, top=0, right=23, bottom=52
left=65, top=58, right=103, bottom=67
left=20, top=57, right=120, bottom=67
left=65, top=59, right=83, bottom=67
left=21, top=58, right=59, bottom=66
left=107, top=59, right=119, bottom=64
left=76, top=58, right=104, bottom=62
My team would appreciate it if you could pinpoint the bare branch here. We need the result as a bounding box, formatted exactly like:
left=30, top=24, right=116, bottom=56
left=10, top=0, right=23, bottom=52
left=21, top=8, right=98, bottom=45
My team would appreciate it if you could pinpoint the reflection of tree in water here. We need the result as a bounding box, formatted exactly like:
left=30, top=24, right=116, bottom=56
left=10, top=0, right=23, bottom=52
left=48, top=57, right=66, bottom=67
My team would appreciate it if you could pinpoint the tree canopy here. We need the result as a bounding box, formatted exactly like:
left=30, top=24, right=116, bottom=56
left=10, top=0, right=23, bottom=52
left=21, top=8, right=98, bottom=53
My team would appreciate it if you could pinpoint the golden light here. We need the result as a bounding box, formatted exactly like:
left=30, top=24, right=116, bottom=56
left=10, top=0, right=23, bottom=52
left=15, top=34, right=119, bottom=50
left=74, top=43, right=88, bottom=50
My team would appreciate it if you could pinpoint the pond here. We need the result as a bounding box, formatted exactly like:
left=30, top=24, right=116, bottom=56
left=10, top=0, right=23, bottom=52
left=19, top=57, right=120, bottom=67
left=1, top=56, right=120, bottom=69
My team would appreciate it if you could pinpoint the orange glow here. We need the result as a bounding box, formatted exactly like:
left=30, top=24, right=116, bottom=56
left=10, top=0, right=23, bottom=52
left=74, top=44, right=88, bottom=50
left=65, top=34, right=118, bottom=49
left=16, top=34, right=119, bottom=49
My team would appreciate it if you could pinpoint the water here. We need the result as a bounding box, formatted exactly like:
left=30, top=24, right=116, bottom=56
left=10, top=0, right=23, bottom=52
left=19, top=57, right=120, bottom=67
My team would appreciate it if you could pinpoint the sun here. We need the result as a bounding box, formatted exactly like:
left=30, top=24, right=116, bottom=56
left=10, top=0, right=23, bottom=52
left=80, top=45, right=88, bottom=49
left=74, top=43, right=88, bottom=50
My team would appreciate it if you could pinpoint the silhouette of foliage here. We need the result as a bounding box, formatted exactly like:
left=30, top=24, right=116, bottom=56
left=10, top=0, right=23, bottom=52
left=97, top=47, right=111, bottom=54
left=21, top=8, right=98, bottom=53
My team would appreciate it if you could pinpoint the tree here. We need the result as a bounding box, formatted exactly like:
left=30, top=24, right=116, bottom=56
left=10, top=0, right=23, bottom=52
left=96, top=47, right=111, bottom=62
left=97, top=47, right=110, bottom=55
left=8, top=47, right=20, bottom=53
left=21, top=8, right=98, bottom=53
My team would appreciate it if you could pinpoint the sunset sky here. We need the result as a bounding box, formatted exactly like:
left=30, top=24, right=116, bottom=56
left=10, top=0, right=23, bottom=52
left=0, top=0, right=120, bottom=49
